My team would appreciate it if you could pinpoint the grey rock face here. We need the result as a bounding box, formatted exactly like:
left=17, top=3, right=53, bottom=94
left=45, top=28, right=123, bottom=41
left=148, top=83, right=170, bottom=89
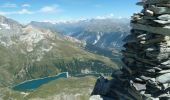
left=92, top=0, right=170, bottom=99
left=0, top=15, right=23, bottom=37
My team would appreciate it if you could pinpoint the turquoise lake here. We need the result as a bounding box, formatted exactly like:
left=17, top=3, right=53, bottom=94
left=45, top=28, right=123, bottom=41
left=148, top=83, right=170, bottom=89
left=13, top=72, right=68, bottom=91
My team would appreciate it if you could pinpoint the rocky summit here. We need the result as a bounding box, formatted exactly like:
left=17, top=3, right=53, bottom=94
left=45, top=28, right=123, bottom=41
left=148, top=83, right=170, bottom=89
left=92, top=0, right=170, bottom=99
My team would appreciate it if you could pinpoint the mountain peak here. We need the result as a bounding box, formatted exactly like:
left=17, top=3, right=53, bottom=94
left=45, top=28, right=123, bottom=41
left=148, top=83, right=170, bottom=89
left=0, top=15, right=23, bottom=37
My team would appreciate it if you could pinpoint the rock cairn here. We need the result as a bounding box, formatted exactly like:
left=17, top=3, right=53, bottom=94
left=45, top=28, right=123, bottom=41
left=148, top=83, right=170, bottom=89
left=92, top=0, right=170, bottom=99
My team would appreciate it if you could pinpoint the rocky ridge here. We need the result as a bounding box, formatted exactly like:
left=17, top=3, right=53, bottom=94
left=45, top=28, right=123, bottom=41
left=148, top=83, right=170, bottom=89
left=92, top=0, right=170, bottom=99
left=30, top=18, right=130, bottom=50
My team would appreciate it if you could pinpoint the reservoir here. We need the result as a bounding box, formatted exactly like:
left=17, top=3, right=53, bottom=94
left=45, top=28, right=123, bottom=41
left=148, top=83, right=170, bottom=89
left=13, top=72, right=69, bottom=91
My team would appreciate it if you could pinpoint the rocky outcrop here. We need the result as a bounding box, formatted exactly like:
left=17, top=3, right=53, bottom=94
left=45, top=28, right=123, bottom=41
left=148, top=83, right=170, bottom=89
left=92, top=0, right=170, bottom=99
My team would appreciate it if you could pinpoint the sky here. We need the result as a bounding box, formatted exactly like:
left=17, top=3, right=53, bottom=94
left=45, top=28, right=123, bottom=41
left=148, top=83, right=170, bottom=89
left=0, top=0, right=142, bottom=24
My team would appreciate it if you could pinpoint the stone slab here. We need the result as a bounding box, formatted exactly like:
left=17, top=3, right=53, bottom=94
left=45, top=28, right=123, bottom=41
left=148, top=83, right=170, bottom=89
left=159, top=70, right=170, bottom=74
left=145, top=0, right=170, bottom=4
left=158, top=14, right=170, bottom=21
left=136, top=2, right=144, bottom=6
left=154, top=20, right=170, bottom=24
left=131, top=23, right=170, bottom=36
left=147, top=6, right=170, bottom=15
left=156, top=73, right=170, bottom=84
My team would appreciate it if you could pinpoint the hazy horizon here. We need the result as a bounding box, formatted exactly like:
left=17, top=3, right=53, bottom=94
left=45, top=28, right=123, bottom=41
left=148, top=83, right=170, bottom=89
left=0, top=0, right=141, bottom=24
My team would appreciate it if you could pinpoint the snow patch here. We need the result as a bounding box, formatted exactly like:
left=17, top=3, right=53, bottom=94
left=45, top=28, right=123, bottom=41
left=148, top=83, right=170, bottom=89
left=120, top=33, right=124, bottom=38
left=21, top=92, right=29, bottom=97
left=90, top=95, right=103, bottom=100
left=42, top=46, right=53, bottom=52
left=81, top=69, right=92, bottom=74
left=36, top=55, right=43, bottom=61
left=0, top=23, right=10, bottom=29
left=93, top=33, right=101, bottom=45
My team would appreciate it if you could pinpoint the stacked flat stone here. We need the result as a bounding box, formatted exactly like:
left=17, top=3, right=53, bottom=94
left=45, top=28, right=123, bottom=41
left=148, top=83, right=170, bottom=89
left=92, top=0, right=170, bottom=99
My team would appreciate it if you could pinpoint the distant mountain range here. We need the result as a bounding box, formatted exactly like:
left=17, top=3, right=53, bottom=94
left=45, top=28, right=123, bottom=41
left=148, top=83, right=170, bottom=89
left=0, top=15, right=120, bottom=87
left=30, top=18, right=130, bottom=50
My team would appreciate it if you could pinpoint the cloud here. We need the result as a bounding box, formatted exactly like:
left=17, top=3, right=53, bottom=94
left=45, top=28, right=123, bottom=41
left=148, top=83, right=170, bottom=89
left=0, top=9, right=33, bottom=15
left=0, top=11, right=7, bottom=15
left=0, top=4, right=61, bottom=16
left=18, top=9, right=33, bottom=14
left=22, top=4, right=31, bottom=7
left=40, top=5, right=60, bottom=13
left=0, top=11, right=15, bottom=15
left=0, top=3, right=17, bottom=8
